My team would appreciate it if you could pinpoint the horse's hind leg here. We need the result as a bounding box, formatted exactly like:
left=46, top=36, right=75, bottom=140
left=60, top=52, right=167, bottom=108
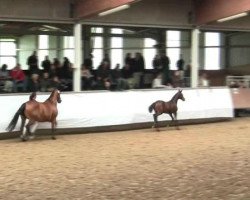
left=153, top=113, right=160, bottom=131
left=20, top=116, right=26, bottom=134
left=20, top=119, right=29, bottom=141
left=51, top=120, right=56, bottom=140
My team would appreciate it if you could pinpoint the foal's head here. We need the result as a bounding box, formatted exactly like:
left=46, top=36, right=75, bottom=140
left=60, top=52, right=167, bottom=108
left=177, top=89, right=185, bottom=101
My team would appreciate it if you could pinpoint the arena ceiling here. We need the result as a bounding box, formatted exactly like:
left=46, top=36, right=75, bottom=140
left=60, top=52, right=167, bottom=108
left=0, top=0, right=250, bottom=37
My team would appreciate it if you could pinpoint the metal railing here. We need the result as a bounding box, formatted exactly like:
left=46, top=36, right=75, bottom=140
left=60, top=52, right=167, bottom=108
left=226, top=75, right=250, bottom=88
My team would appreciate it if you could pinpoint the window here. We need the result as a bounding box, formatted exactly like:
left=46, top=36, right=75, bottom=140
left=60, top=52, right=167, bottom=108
left=91, top=27, right=103, bottom=34
left=204, top=32, right=220, bottom=70
left=111, top=28, right=123, bottom=34
left=111, top=28, right=123, bottom=69
left=0, top=39, right=16, bottom=68
left=64, top=36, right=74, bottom=63
left=92, top=36, right=103, bottom=69
left=166, top=31, right=181, bottom=70
left=38, top=35, right=49, bottom=68
left=143, top=38, right=156, bottom=69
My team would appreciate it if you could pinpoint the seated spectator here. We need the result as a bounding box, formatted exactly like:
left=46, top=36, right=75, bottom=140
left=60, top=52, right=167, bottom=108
left=176, top=54, right=185, bottom=79
left=95, top=61, right=111, bottom=90
left=152, top=54, right=162, bottom=74
left=121, top=64, right=134, bottom=89
left=0, top=64, right=13, bottom=92
left=40, top=72, right=51, bottom=92
left=184, top=64, right=191, bottom=87
left=10, top=63, right=26, bottom=92
left=83, top=53, right=93, bottom=71
left=152, top=73, right=171, bottom=89
left=48, top=76, right=66, bottom=91
left=111, top=64, right=129, bottom=90
left=48, top=64, right=57, bottom=79
left=55, top=57, right=72, bottom=91
left=229, top=81, right=239, bottom=88
left=172, top=71, right=183, bottom=88
left=238, top=80, right=247, bottom=88
left=199, top=72, right=210, bottom=87
left=81, top=64, right=94, bottom=90
left=27, top=73, right=40, bottom=92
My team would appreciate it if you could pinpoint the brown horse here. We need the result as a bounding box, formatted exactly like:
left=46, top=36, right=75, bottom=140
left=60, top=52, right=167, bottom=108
left=148, top=89, right=185, bottom=130
left=6, top=89, right=62, bottom=141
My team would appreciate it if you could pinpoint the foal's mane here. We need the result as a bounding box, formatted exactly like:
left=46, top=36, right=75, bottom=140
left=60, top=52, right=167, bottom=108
left=170, top=90, right=181, bottom=102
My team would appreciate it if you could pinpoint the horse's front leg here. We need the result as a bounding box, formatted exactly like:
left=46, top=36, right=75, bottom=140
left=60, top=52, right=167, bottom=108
left=29, top=121, right=38, bottom=139
left=51, top=120, right=56, bottom=140
left=173, top=112, right=180, bottom=130
left=168, top=113, right=175, bottom=128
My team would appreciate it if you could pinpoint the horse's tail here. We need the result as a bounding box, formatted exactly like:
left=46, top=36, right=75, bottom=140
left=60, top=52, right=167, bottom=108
left=148, top=102, right=156, bottom=113
left=6, top=103, right=26, bottom=132
left=29, top=92, right=36, bottom=101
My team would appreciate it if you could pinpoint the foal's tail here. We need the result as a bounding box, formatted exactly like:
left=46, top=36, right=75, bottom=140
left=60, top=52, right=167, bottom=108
left=148, top=102, right=156, bottom=113
left=6, top=103, right=26, bottom=132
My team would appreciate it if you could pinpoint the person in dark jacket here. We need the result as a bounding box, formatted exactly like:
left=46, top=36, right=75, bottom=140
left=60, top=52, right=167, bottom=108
left=27, top=51, right=39, bottom=75
left=41, top=55, right=51, bottom=73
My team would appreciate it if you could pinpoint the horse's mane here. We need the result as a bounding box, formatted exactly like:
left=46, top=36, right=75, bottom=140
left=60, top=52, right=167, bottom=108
left=48, top=89, right=58, bottom=100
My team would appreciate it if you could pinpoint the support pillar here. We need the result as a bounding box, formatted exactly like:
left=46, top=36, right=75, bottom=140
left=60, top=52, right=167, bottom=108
left=73, top=23, right=82, bottom=92
left=191, top=29, right=200, bottom=88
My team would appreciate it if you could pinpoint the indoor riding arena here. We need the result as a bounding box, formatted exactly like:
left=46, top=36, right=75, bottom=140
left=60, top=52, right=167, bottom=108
left=1, top=0, right=250, bottom=200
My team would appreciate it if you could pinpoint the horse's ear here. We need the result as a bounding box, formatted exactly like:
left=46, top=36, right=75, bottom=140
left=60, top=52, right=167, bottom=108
left=179, top=89, right=182, bottom=92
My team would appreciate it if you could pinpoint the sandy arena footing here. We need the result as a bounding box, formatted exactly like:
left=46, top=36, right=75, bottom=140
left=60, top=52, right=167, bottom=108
left=0, top=117, right=250, bottom=200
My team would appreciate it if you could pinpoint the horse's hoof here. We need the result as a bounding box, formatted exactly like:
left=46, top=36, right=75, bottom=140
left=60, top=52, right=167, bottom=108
left=29, top=135, right=35, bottom=140
left=20, top=136, right=28, bottom=142
left=52, top=136, right=56, bottom=140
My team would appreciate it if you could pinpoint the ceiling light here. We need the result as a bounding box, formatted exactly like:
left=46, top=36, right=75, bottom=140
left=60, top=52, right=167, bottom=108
left=217, top=12, right=248, bottom=22
left=42, top=25, right=60, bottom=30
left=98, top=4, right=130, bottom=16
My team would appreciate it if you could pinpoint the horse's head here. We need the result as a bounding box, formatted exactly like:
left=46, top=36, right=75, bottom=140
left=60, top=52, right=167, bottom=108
left=178, top=89, right=185, bottom=101
left=56, top=90, right=62, bottom=103
left=50, top=89, right=62, bottom=103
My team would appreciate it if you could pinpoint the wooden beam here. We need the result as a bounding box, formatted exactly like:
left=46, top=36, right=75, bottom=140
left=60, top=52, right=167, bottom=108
left=75, top=0, right=138, bottom=19
left=195, top=0, right=250, bottom=25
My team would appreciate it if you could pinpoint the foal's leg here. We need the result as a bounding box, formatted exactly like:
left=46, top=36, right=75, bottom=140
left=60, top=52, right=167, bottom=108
left=51, top=120, right=56, bottom=140
left=153, top=113, right=161, bottom=131
left=173, top=112, right=180, bottom=130
left=152, top=113, right=158, bottom=128
left=168, top=113, right=175, bottom=128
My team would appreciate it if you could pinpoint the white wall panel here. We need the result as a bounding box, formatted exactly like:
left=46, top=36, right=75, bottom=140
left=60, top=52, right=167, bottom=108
left=0, top=88, right=234, bottom=133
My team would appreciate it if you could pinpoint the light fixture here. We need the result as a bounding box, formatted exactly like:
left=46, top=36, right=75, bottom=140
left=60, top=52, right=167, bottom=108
left=217, top=12, right=248, bottom=22
left=98, top=4, right=130, bottom=16
left=42, top=25, right=60, bottom=30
